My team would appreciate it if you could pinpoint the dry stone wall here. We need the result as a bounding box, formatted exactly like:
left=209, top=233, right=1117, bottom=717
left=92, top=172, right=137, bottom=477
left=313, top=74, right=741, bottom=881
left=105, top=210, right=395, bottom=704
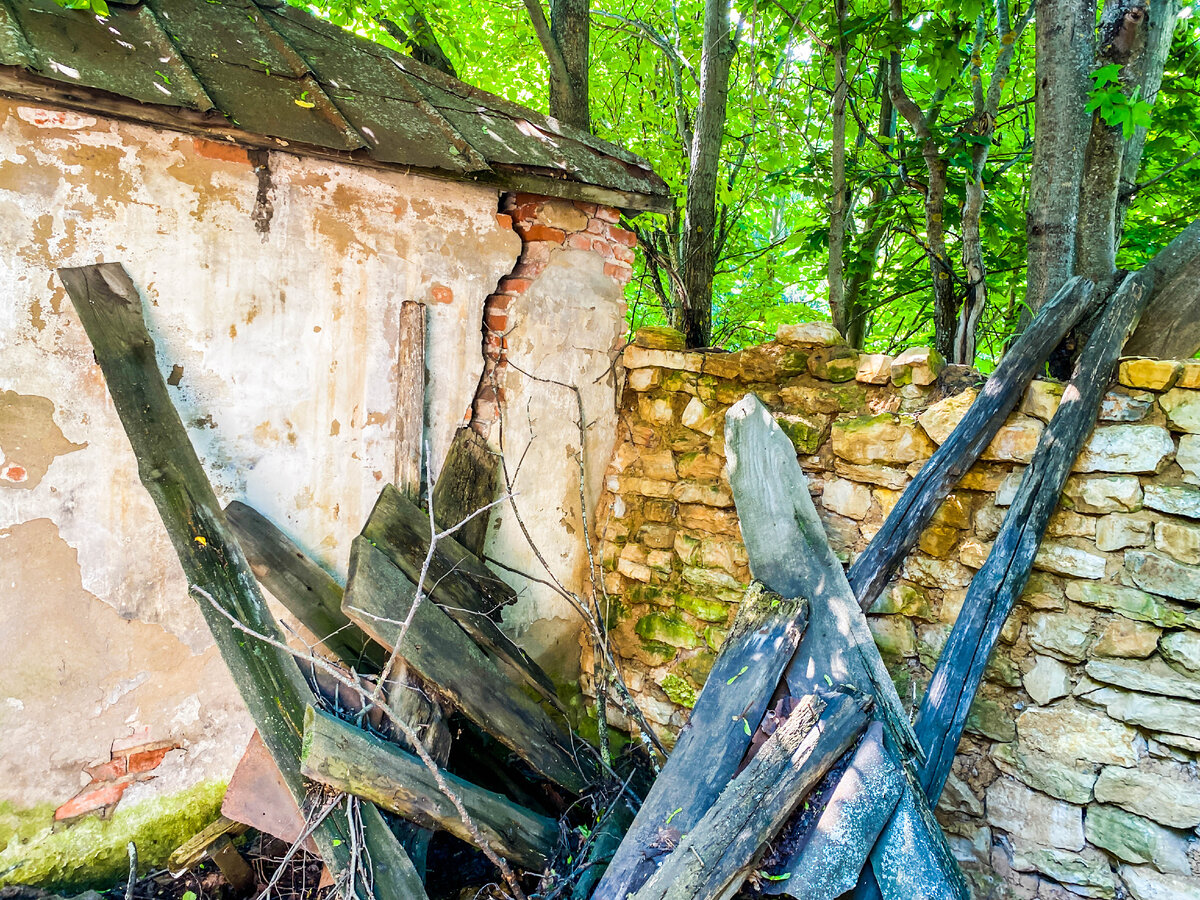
left=590, top=324, right=1200, bottom=900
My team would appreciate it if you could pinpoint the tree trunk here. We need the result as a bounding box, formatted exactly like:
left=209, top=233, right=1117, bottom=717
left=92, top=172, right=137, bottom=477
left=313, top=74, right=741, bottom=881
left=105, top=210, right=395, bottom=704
left=549, top=0, right=591, bottom=130
left=828, top=0, right=849, bottom=338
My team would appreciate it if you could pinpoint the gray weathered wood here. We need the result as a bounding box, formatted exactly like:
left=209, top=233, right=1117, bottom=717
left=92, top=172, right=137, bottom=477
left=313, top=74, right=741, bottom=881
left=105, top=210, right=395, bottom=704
left=630, top=692, right=870, bottom=900
left=225, top=500, right=388, bottom=673
left=1122, top=218, right=1200, bottom=359
left=847, top=276, right=1098, bottom=610
left=914, top=269, right=1157, bottom=802
left=724, top=393, right=968, bottom=900
left=430, top=427, right=499, bottom=557
left=58, top=263, right=425, bottom=900
left=394, top=300, right=427, bottom=499
left=590, top=584, right=809, bottom=900
left=343, top=536, right=596, bottom=792
left=764, top=722, right=903, bottom=899
left=300, top=705, right=560, bottom=870
left=364, top=484, right=558, bottom=702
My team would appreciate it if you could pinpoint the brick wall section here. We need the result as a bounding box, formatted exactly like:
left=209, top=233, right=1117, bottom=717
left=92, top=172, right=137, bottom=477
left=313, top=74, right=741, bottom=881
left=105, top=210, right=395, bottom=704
left=591, top=324, right=1200, bottom=899
left=470, top=193, right=635, bottom=433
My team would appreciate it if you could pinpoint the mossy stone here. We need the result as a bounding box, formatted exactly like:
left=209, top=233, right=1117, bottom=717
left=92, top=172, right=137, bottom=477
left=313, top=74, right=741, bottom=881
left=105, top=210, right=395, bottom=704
left=704, top=625, right=729, bottom=651
left=660, top=673, right=697, bottom=708
left=775, top=413, right=828, bottom=455
left=635, top=325, right=687, bottom=350
left=677, top=593, right=732, bottom=623
left=681, top=651, right=717, bottom=685
left=636, top=612, right=700, bottom=649
left=965, top=696, right=1016, bottom=742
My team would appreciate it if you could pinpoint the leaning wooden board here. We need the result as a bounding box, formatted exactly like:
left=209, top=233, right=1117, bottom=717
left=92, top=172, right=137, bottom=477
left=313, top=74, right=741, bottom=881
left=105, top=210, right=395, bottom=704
left=59, top=263, right=426, bottom=900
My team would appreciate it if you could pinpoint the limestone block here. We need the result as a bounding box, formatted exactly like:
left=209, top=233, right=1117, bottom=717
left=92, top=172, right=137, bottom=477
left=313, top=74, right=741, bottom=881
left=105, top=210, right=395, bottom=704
left=1005, top=842, right=1116, bottom=897
left=891, top=346, right=945, bottom=386
left=1085, top=656, right=1200, bottom=701
left=975, top=503, right=1006, bottom=540
left=633, top=325, right=686, bottom=350
left=1085, top=805, right=1192, bottom=874
left=995, top=470, right=1023, bottom=507
left=1085, top=685, right=1200, bottom=743
left=939, top=772, right=984, bottom=817
left=677, top=504, right=739, bottom=535
left=1119, top=358, right=1182, bottom=391
left=1096, top=513, right=1153, bottom=551
left=832, top=460, right=909, bottom=489
left=818, top=510, right=861, bottom=562
left=670, top=481, right=733, bottom=507
left=1073, top=424, right=1175, bottom=474
left=616, top=476, right=676, bottom=499
left=1160, top=630, right=1200, bottom=674
left=918, top=389, right=975, bottom=444
left=675, top=451, right=724, bottom=481
left=624, top=345, right=703, bottom=372
left=627, top=367, right=661, bottom=391
left=919, top=523, right=960, bottom=558
left=991, top=741, right=1098, bottom=805
left=869, top=582, right=933, bottom=619
left=1024, top=656, right=1072, bottom=705
left=677, top=593, right=732, bottom=624
left=1160, top=387, right=1200, bottom=433
left=640, top=449, right=678, bottom=481
left=874, top=487, right=901, bottom=518
left=807, top=345, right=860, bottom=382
left=1066, top=581, right=1189, bottom=628
left=680, top=396, right=719, bottom=435
left=1047, top=510, right=1096, bottom=539
left=1029, top=611, right=1095, bottom=662
left=966, top=695, right=1016, bottom=742
left=638, top=394, right=676, bottom=426
left=1094, top=758, right=1200, bottom=829
left=1021, top=572, right=1067, bottom=610
left=1126, top=549, right=1200, bottom=603
left=1180, top=361, right=1200, bottom=389
left=831, top=413, right=935, bottom=465
left=1063, top=475, right=1143, bottom=514
left=985, top=777, right=1084, bottom=851
left=933, top=493, right=973, bottom=528
left=779, top=378, right=867, bottom=415
left=1093, top=618, right=1160, bottom=659
left=960, top=536, right=990, bottom=570
left=638, top=523, right=676, bottom=550
left=617, top=556, right=652, bottom=582
left=1015, top=700, right=1138, bottom=766
left=1034, top=541, right=1106, bottom=579
left=1021, top=380, right=1065, bottom=422
left=855, top=353, right=893, bottom=384
left=776, top=321, right=845, bottom=347
left=697, top=537, right=747, bottom=574
left=823, top=477, right=873, bottom=520
left=867, top=615, right=917, bottom=659
left=984, top=415, right=1045, bottom=464
left=1155, top=520, right=1200, bottom=565
left=958, top=463, right=1011, bottom=491
left=904, top=554, right=972, bottom=588
left=1144, top=483, right=1200, bottom=519
left=1121, top=866, right=1200, bottom=900
left=1099, top=387, right=1155, bottom=423
left=681, top=565, right=743, bottom=592
left=916, top=623, right=949, bottom=670
left=635, top=612, right=699, bottom=649
left=773, top=412, right=829, bottom=455
left=1177, top=434, right=1200, bottom=484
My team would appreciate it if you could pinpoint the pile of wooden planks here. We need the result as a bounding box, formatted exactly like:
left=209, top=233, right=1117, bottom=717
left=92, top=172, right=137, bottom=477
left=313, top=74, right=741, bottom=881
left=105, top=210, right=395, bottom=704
left=61, top=234, right=1188, bottom=900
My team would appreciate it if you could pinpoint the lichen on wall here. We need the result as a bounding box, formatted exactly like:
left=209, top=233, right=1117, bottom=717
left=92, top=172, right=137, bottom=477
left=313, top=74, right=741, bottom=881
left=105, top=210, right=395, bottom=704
left=594, top=327, right=1200, bottom=899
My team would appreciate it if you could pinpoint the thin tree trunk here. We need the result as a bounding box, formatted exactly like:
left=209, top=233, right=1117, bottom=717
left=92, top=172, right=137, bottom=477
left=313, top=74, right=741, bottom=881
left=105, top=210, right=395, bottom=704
left=549, top=0, right=591, bottom=130
left=828, top=0, right=849, bottom=337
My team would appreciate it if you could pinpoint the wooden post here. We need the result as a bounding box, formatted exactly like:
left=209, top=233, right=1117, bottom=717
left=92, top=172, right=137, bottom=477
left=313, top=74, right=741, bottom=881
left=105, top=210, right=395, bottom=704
left=394, top=300, right=426, bottom=499
left=847, top=276, right=1098, bottom=610
left=629, top=692, right=871, bottom=900
left=300, top=705, right=560, bottom=870
left=590, top=585, right=809, bottom=900
left=58, top=263, right=426, bottom=900
left=914, top=271, right=1155, bottom=802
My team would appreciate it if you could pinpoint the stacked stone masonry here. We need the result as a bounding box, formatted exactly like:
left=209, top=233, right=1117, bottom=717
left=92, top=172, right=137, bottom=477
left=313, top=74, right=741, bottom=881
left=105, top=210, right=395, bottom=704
left=590, top=324, right=1200, bottom=900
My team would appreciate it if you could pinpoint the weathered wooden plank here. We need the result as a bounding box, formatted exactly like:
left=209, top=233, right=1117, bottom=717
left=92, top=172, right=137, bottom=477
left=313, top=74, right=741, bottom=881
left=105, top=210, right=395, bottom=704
left=225, top=500, right=388, bottom=673
left=1124, top=218, right=1200, bottom=359
left=724, top=393, right=968, bottom=900
left=58, top=263, right=425, bottom=900
left=629, top=692, right=870, bottom=900
left=429, top=426, right=499, bottom=556
left=343, top=536, right=597, bottom=792
left=364, top=484, right=558, bottom=702
left=764, top=722, right=903, bottom=899
left=394, top=300, right=427, bottom=499
left=590, top=584, right=809, bottom=900
left=914, top=270, right=1156, bottom=802
left=301, top=705, right=560, bottom=870
left=846, top=276, right=1098, bottom=610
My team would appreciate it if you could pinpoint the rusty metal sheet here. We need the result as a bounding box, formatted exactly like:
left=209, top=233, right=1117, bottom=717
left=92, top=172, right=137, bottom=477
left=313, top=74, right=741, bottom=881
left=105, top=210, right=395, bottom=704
left=221, top=731, right=318, bottom=853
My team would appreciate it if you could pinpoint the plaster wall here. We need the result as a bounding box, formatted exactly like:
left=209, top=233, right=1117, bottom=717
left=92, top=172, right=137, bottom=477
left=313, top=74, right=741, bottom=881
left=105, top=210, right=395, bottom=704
left=0, top=97, right=529, bottom=882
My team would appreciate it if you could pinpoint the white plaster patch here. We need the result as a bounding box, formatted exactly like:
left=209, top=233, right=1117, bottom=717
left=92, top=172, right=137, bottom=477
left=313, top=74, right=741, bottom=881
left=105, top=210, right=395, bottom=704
left=18, top=106, right=97, bottom=130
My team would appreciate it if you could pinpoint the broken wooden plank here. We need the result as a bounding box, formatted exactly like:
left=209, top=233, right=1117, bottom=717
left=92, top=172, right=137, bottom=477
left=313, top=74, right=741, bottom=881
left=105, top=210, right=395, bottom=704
left=429, top=426, right=500, bottom=556
left=630, top=692, right=870, bottom=900
left=226, top=500, right=388, bottom=673
left=301, top=705, right=560, bottom=870
left=847, top=276, right=1098, bottom=610
left=394, top=300, right=427, bottom=498
left=343, top=536, right=597, bottom=792
left=364, top=484, right=558, bottom=702
left=762, top=722, right=903, bottom=899
left=590, top=583, right=809, bottom=900
left=167, top=816, right=247, bottom=876
left=724, top=393, right=968, bottom=900
left=914, top=270, right=1156, bottom=802
left=58, top=262, right=425, bottom=900
left=1124, top=218, right=1200, bottom=359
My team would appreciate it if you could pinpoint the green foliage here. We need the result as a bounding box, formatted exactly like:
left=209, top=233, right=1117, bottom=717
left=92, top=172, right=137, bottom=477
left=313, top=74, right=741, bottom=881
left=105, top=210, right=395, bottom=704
left=1087, top=64, right=1154, bottom=140
left=54, top=0, right=109, bottom=15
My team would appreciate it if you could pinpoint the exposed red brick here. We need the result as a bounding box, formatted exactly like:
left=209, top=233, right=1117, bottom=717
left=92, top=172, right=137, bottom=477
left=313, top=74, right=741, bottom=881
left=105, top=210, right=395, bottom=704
left=592, top=239, right=615, bottom=259
left=192, top=137, right=250, bottom=165
left=517, top=223, right=566, bottom=244
left=512, top=202, right=540, bottom=223
left=55, top=781, right=130, bottom=821
left=430, top=283, right=454, bottom=304
left=605, top=262, right=633, bottom=283
left=574, top=201, right=599, bottom=215
left=596, top=205, right=621, bottom=223
left=488, top=293, right=511, bottom=310
left=522, top=241, right=554, bottom=264
left=485, top=309, right=508, bottom=331
left=513, top=261, right=546, bottom=279
left=514, top=192, right=549, bottom=207
left=499, top=276, right=532, bottom=294
left=586, top=218, right=606, bottom=235
left=607, top=224, right=637, bottom=248
left=85, top=758, right=127, bottom=781
left=126, top=746, right=174, bottom=776
left=495, top=213, right=513, bottom=230
left=566, top=232, right=593, bottom=251
left=614, top=244, right=636, bottom=264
